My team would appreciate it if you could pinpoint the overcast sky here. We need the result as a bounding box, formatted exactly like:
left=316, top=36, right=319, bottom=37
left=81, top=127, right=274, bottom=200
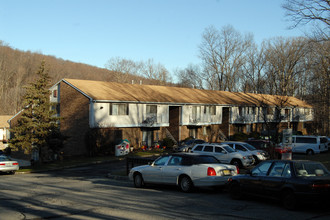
left=0, top=0, right=305, bottom=77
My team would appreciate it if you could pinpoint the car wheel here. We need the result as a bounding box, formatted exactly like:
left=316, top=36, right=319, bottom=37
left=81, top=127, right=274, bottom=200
left=306, top=149, right=314, bottom=155
left=230, top=159, right=242, bottom=169
left=133, top=173, right=144, bottom=188
left=282, top=191, right=297, bottom=210
left=229, top=182, right=242, bottom=200
left=10, top=171, right=15, bottom=175
left=179, top=176, right=193, bottom=192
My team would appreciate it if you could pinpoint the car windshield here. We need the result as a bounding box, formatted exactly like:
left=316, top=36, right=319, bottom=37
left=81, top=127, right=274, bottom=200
left=223, top=145, right=235, bottom=153
left=243, top=143, right=256, bottom=151
left=294, top=161, right=330, bottom=177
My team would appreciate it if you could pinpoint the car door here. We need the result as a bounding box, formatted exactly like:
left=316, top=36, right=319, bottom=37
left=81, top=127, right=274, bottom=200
left=261, top=161, right=290, bottom=198
left=241, top=161, right=273, bottom=195
left=142, top=155, right=170, bottom=183
left=214, top=146, right=228, bottom=163
left=161, top=156, right=185, bottom=184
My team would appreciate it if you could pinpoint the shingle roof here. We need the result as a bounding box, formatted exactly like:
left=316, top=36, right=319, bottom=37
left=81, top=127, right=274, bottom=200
left=63, top=78, right=312, bottom=108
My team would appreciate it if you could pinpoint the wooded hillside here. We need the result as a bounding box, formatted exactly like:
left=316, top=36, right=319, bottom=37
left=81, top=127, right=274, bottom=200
left=0, top=43, right=158, bottom=115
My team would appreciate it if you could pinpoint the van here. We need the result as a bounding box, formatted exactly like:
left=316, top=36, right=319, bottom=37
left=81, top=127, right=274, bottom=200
left=291, top=135, right=328, bottom=155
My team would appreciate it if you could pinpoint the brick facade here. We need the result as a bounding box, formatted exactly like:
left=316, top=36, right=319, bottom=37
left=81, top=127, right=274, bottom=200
left=60, top=82, right=90, bottom=156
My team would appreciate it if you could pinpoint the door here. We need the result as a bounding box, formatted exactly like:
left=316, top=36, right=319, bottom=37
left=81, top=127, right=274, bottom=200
left=262, top=161, right=289, bottom=198
left=143, top=155, right=170, bottom=183
left=242, top=161, right=273, bottom=195
left=161, top=155, right=183, bottom=184
left=142, top=129, right=154, bottom=147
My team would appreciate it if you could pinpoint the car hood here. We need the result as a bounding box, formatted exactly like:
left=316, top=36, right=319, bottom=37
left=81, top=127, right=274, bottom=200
left=130, top=164, right=150, bottom=171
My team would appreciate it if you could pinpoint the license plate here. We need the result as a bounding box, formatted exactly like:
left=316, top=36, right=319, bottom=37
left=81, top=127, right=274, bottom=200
left=223, top=170, right=231, bottom=175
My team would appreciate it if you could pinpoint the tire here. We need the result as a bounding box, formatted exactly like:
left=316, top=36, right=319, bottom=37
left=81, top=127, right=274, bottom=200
left=231, top=159, right=243, bottom=169
left=306, top=149, right=314, bottom=155
left=10, top=171, right=15, bottom=175
left=179, top=176, right=193, bottom=192
left=281, top=191, right=297, bottom=210
left=133, top=173, right=144, bottom=188
left=229, top=182, right=242, bottom=200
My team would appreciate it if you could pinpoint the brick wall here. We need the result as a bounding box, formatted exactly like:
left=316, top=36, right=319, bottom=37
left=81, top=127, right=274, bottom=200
left=60, top=82, right=90, bottom=156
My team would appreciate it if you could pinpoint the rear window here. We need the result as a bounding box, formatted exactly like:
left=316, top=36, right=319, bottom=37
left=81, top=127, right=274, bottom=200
left=294, top=161, right=329, bottom=177
left=193, top=156, right=220, bottom=164
left=296, top=137, right=317, bottom=144
left=320, top=137, right=327, bottom=143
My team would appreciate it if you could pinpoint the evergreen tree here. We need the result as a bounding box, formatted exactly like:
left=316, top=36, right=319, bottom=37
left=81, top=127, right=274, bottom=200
left=10, top=61, right=60, bottom=161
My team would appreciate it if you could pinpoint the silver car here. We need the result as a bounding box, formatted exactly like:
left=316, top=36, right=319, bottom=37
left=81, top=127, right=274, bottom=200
left=191, top=143, right=255, bottom=168
left=129, top=153, right=238, bottom=192
left=223, top=141, right=269, bottom=164
left=0, top=155, right=19, bottom=174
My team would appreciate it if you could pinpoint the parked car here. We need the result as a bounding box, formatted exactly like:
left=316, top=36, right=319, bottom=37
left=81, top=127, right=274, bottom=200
left=176, top=139, right=207, bottom=152
left=227, top=160, right=330, bottom=210
left=277, top=135, right=328, bottom=156
left=129, top=153, right=238, bottom=192
left=222, top=141, right=269, bottom=164
left=244, top=139, right=272, bottom=150
left=0, top=155, right=19, bottom=174
left=190, top=143, right=254, bottom=168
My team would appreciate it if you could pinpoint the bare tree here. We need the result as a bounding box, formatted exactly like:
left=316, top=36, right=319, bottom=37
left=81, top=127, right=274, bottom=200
left=283, top=0, right=330, bottom=27
left=199, top=25, right=253, bottom=91
left=174, top=64, right=204, bottom=89
left=141, top=59, right=172, bottom=85
left=283, top=0, right=330, bottom=40
left=241, top=42, right=267, bottom=94
left=263, top=37, right=308, bottom=96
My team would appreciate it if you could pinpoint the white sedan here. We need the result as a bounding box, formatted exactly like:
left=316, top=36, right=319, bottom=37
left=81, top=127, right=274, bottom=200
left=0, top=155, right=19, bottom=174
left=129, top=153, right=238, bottom=192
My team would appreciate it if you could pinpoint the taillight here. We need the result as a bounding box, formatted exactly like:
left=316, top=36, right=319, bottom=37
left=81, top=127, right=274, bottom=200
left=12, top=163, right=19, bottom=165
left=236, top=166, right=240, bottom=174
left=312, top=184, right=330, bottom=189
left=0, top=163, right=5, bottom=166
left=207, top=167, right=216, bottom=176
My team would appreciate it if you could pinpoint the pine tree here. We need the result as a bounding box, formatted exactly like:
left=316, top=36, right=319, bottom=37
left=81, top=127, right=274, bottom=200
left=10, top=61, right=60, bottom=161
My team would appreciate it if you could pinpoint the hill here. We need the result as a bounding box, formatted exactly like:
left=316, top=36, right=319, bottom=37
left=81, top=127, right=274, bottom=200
left=0, top=43, right=158, bottom=115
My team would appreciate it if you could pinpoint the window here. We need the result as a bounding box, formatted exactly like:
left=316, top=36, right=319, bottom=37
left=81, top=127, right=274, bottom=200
left=192, top=106, right=201, bottom=121
left=285, top=109, right=290, bottom=117
left=252, top=161, right=272, bottom=176
left=203, top=145, right=213, bottom=152
left=267, top=107, right=274, bottom=115
left=215, top=147, right=226, bottom=154
left=193, top=145, right=204, bottom=151
left=239, top=107, right=243, bottom=116
left=235, top=144, right=247, bottom=151
left=147, top=105, right=157, bottom=114
left=269, top=161, right=286, bottom=177
left=154, top=156, right=170, bottom=166
left=168, top=156, right=182, bottom=165
left=296, top=137, right=317, bottom=144
left=204, top=106, right=216, bottom=115
left=110, top=103, right=129, bottom=115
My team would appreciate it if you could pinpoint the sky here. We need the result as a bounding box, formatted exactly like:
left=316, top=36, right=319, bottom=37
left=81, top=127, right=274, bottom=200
left=0, top=0, right=305, bottom=78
